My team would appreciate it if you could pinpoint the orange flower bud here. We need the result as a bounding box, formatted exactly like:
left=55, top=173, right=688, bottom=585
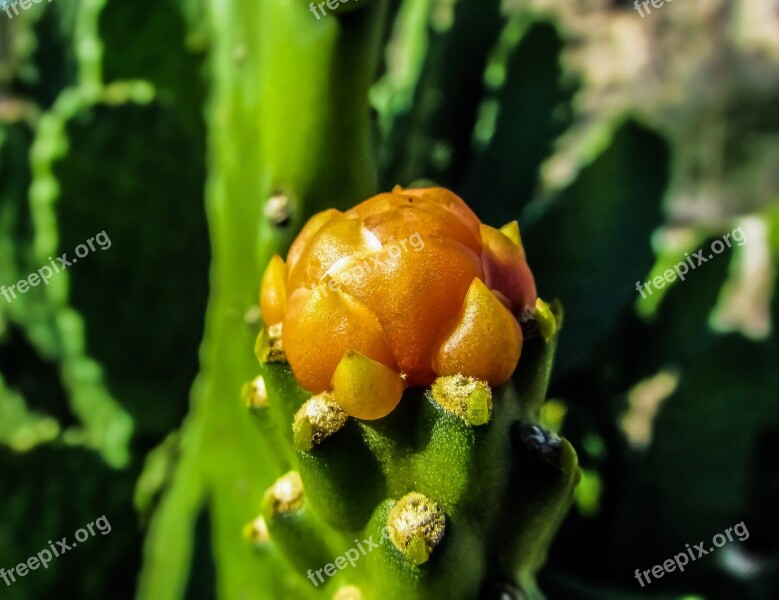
left=262, top=186, right=539, bottom=416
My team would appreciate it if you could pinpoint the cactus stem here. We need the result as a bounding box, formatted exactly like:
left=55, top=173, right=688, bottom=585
left=293, top=393, right=348, bottom=451
left=257, top=323, right=286, bottom=363
left=242, top=515, right=270, bottom=545
left=430, top=374, right=493, bottom=426
left=387, top=492, right=446, bottom=565
left=264, top=471, right=304, bottom=515
left=242, top=376, right=268, bottom=409
left=333, top=585, right=365, bottom=600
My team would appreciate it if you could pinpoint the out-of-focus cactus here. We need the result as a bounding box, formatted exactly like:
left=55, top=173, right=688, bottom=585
left=251, top=186, right=579, bottom=599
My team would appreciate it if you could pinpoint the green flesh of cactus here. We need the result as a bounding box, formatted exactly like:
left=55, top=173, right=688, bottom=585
left=252, top=302, right=580, bottom=599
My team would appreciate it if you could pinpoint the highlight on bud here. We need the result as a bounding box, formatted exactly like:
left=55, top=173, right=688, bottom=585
left=258, top=186, right=545, bottom=420
left=387, top=492, right=446, bottom=565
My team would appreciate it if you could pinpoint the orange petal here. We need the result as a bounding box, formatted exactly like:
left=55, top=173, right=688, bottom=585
left=336, top=239, right=483, bottom=386
left=348, top=190, right=482, bottom=254
left=282, top=287, right=395, bottom=393
left=332, top=351, right=404, bottom=420
left=433, top=278, right=523, bottom=386
left=395, top=186, right=481, bottom=237
left=260, top=255, right=287, bottom=325
left=480, top=223, right=537, bottom=313
left=286, top=209, right=340, bottom=276
left=286, top=214, right=381, bottom=291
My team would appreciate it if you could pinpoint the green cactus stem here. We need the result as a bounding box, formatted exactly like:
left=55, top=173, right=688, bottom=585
left=251, top=301, right=579, bottom=599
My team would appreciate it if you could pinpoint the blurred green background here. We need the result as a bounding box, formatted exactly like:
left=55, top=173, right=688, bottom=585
left=0, top=0, right=777, bottom=598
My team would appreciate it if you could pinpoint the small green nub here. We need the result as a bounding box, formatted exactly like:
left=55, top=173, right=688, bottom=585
left=264, top=191, right=291, bottom=226
left=430, top=375, right=493, bottom=426
left=263, top=471, right=304, bottom=515
left=333, top=585, right=364, bottom=600
left=256, top=323, right=286, bottom=363
left=293, top=393, right=348, bottom=451
left=387, top=492, right=446, bottom=565
left=242, top=375, right=268, bottom=409
left=242, top=515, right=270, bottom=545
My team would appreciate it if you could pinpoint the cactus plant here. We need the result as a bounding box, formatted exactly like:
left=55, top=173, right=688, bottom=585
left=2, top=0, right=778, bottom=599
left=251, top=185, right=579, bottom=599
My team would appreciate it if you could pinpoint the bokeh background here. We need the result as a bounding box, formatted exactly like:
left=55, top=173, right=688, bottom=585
left=1, top=0, right=777, bottom=598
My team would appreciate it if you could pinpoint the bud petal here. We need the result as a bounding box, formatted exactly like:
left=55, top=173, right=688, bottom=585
left=286, top=208, right=340, bottom=275
left=260, top=255, right=287, bottom=325
left=287, top=214, right=381, bottom=292
left=480, top=223, right=537, bottom=313
left=332, top=351, right=404, bottom=420
left=283, top=288, right=395, bottom=393
left=433, top=278, right=523, bottom=386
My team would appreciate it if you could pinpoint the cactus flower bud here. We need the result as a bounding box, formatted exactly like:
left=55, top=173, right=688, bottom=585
left=259, top=186, right=539, bottom=419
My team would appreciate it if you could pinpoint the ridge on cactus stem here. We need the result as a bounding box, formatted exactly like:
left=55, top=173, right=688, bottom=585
left=259, top=186, right=542, bottom=420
